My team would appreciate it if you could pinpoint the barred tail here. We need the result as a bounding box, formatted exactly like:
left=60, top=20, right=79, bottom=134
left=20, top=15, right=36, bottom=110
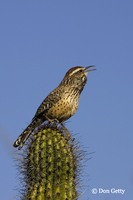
left=13, top=118, right=43, bottom=150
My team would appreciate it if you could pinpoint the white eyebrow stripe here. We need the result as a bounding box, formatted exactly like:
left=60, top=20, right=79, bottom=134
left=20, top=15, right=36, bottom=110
left=69, top=68, right=83, bottom=76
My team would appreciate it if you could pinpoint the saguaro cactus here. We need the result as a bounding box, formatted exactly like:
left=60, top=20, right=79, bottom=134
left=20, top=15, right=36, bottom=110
left=18, top=124, right=84, bottom=200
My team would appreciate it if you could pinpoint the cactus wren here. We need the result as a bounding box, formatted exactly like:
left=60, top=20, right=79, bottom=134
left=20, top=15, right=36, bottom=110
left=13, top=66, right=96, bottom=150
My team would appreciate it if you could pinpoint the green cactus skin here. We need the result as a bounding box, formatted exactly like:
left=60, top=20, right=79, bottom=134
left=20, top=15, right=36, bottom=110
left=21, top=125, right=78, bottom=200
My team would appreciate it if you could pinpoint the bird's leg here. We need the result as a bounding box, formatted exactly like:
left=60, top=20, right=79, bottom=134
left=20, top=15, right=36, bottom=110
left=45, top=116, right=60, bottom=128
left=53, top=119, right=63, bottom=129
left=61, top=123, right=71, bottom=141
left=45, top=116, right=55, bottom=125
left=46, top=117, right=71, bottom=140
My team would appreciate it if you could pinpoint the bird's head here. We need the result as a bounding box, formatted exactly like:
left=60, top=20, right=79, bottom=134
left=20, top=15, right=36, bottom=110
left=60, top=66, right=96, bottom=90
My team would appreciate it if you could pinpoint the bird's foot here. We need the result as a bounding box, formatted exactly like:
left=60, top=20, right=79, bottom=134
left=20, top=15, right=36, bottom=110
left=61, top=124, right=72, bottom=141
left=45, top=117, right=60, bottom=128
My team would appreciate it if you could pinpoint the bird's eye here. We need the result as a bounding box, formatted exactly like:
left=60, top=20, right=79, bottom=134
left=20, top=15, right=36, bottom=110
left=79, top=69, right=83, bottom=72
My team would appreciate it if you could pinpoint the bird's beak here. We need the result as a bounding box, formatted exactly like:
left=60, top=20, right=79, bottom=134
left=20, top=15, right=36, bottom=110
left=84, top=66, right=96, bottom=75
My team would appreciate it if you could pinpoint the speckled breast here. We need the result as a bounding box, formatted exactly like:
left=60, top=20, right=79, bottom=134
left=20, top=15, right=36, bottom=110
left=46, top=93, right=80, bottom=123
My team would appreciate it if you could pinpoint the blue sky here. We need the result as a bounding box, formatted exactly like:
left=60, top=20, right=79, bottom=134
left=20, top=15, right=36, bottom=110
left=0, top=1, right=133, bottom=199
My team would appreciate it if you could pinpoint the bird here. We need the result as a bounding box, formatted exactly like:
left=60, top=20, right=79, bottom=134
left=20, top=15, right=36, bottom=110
left=13, top=66, right=96, bottom=150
